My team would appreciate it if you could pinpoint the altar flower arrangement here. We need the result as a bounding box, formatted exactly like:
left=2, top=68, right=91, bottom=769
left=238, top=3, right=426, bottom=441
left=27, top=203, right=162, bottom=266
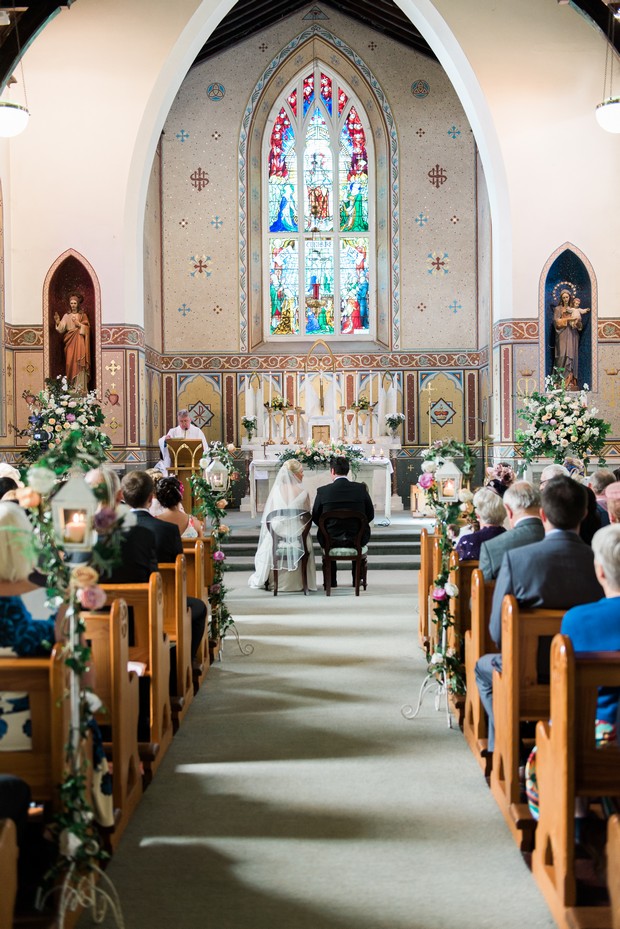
left=421, top=438, right=475, bottom=477
left=355, top=395, right=371, bottom=411
left=385, top=412, right=405, bottom=432
left=516, top=372, right=610, bottom=468
left=20, top=376, right=111, bottom=467
left=267, top=395, right=290, bottom=411
left=241, top=416, right=257, bottom=440
left=278, top=440, right=364, bottom=476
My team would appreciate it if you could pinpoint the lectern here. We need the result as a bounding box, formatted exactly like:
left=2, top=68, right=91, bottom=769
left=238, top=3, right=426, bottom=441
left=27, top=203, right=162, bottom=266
left=166, top=438, right=204, bottom=513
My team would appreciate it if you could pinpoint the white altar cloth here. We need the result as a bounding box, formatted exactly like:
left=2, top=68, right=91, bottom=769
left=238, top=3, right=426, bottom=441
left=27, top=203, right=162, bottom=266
left=248, top=458, right=393, bottom=519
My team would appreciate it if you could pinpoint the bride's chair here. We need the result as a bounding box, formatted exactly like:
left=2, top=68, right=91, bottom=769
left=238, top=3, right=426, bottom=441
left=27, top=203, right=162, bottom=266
left=265, top=509, right=313, bottom=596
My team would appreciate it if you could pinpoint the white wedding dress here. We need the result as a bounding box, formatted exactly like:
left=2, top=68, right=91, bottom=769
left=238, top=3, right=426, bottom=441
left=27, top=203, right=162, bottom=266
left=248, top=464, right=317, bottom=592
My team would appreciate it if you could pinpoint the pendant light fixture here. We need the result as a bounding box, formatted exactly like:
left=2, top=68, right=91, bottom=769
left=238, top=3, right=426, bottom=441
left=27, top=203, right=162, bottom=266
left=596, top=4, right=620, bottom=133
left=0, top=3, right=30, bottom=138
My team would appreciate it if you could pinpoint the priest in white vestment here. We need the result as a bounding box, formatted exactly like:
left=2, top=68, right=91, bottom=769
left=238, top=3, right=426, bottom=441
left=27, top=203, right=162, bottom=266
left=156, top=409, right=208, bottom=475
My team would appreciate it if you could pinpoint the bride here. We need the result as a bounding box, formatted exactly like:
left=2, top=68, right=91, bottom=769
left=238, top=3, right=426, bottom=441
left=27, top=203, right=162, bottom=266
left=248, top=458, right=317, bottom=591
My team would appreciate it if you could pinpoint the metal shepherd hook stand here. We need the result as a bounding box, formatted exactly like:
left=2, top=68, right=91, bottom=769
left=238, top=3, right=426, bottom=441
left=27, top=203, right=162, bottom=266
left=401, top=618, right=452, bottom=729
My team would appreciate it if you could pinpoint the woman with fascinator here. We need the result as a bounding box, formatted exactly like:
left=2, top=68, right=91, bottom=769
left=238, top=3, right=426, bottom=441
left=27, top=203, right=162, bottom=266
left=249, top=458, right=316, bottom=592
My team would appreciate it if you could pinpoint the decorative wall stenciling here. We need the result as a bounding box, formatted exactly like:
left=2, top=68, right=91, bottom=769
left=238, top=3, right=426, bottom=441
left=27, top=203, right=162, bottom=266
left=190, top=168, right=209, bottom=191
left=178, top=304, right=191, bottom=317
left=427, top=252, right=449, bottom=275
left=411, top=80, right=430, bottom=98
left=415, top=212, right=429, bottom=228
left=189, top=255, right=211, bottom=278
left=176, top=130, right=189, bottom=143
left=447, top=125, right=461, bottom=139
left=206, top=83, right=225, bottom=101
left=430, top=397, right=456, bottom=428
left=428, top=164, right=448, bottom=188
left=211, top=216, right=223, bottom=229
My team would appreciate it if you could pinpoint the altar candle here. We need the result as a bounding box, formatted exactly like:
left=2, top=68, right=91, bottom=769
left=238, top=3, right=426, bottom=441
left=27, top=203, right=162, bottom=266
left=268, top=375, right=272, bottom=405
left=355, top=373, right=359, bottom=405
left=368, top=371, right=372, bottom=405
left=64, top=511, right=86, bottom=544
left=379, top=447, right=384, bottom=458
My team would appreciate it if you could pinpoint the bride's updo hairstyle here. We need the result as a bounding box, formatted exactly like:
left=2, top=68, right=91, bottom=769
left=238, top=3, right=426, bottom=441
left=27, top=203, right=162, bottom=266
left=155, top=476, right=183, bottom=510
left=283, top=459, right=303, bottom=478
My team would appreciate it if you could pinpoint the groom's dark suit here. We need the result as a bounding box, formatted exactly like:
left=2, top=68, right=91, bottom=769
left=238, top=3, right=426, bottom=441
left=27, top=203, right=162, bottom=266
left=312, top=476, right=374, bottom=585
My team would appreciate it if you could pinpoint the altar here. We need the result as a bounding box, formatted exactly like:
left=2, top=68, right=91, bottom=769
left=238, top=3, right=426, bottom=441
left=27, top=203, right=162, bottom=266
left=246, top=457, right=394, bottom=519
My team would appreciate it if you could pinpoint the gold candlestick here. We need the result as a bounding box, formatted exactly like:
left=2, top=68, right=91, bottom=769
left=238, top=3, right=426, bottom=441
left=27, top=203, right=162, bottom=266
left=280, top=411, right=289, bottom=445
left=368, top=404, right=376, bottom=445
left=339, top=405, right=346, bottom=442
left=295, top=407, right=304, bottom=445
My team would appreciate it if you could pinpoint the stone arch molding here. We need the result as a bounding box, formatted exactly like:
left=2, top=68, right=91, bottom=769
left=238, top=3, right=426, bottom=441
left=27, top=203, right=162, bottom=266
left=538, top=242, right=597, bottom=393
left=239, top=24, right=400, bottom=353
left=43, top=249, right=102, bottom=398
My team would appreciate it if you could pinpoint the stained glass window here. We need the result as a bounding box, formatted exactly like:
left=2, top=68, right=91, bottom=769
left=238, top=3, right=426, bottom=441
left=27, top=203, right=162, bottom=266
left=265, top=65, right=372, bottom=339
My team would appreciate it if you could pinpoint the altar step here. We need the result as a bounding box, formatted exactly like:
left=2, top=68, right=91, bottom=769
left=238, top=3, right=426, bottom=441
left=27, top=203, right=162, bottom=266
left=222, top=527, right=421, bottom=572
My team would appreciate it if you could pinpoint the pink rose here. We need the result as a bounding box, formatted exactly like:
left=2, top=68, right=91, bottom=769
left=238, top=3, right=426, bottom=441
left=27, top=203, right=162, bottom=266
left=432, top=587, right=447, bottom=601
left=213, top=550, right=226, bottom=562
left=209, top=583, right=221, bottom=595
left=418, top=472, right=435, bottom=490
left=77, top=585, right=107, bottom=611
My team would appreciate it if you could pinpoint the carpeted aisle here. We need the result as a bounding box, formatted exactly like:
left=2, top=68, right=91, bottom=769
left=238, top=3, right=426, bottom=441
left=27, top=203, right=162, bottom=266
left=79, top=569, right=555, bottom=929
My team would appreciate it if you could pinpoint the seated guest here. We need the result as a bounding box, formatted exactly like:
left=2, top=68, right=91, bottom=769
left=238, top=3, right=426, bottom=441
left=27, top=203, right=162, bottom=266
left=485, top=461, right=516, bottom=499
left=589, top=469, right=616, bottom=528
left=0, top=502, right=65, bottom=751
left=563, top=456, right=586, bottom=479
left=0, top=476, right=18, bottom=501
left=154, top=476, right=204, bottom=540
left=455, top=487, right=506, bottom=562
left=539, top=463, right=569, bottom=488
left=479, top=481, right=544, bottom=580
left=121, top=471, right=206, bottom=661
left=475, top=475, right=603, bottom=752
left=606, top=480, right=620, bottom=523
left=580, top=484, right=602, bottom=546
left=85, top=467, right=157, bottom=584
left=0, top=464, right=22, bottom=488
left=525, top=523, right=620, bottom=821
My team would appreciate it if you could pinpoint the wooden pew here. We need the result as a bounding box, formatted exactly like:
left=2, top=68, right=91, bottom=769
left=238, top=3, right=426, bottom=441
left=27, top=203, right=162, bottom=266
left=82, top=598, right=143, bottom=847
left=418, top=528, right=437, bottom=650
left=158, top=554, right=194, bottom=729
left=609, top=815, right=620, bottom=929
left=532, top=635, right=620, bottom=929
left=462, top=569, right=496, bottom=775
left=100, top=572, right=173, bottom=782
left=490, top=595, right=565, bottom=851
left=182, top=538, right=209, bottom=689
left=447, top=552, right=479, bottom=652
left=0, top=646, right=68, bottom=806
left=0, top=818, right=17, bottom=929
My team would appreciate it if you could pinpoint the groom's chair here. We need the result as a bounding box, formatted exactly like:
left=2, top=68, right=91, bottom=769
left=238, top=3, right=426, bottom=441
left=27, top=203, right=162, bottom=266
left=266, top=509, right=312, bottom=596
left=318, top=510, right=368, bottom=597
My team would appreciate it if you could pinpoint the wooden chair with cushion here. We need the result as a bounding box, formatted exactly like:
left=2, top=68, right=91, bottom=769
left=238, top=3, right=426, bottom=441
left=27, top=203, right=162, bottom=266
left=265, top=508, right=312, bottom=596
left=318, top=509, right=368, bottom=596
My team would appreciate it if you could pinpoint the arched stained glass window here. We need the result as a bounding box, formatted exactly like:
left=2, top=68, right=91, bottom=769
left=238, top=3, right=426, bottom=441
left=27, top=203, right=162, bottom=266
left=263, top=63, right=373, bottom=340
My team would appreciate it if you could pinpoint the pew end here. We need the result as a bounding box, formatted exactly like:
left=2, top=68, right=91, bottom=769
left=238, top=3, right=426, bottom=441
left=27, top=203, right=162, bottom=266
left=158, top=554, right=194, bottom=730
left=0, top=818, right=17, bottom=929
left=462, top=569, right=496, bottom=775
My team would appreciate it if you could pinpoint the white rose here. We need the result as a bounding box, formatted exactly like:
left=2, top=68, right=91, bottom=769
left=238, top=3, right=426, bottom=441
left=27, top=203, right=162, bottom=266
left=68, top=400, right=77, bottom=408
left=199, top=457, right=209, bottom=469
left=458, top=488, right=473, bottom=503
left=59, top=829, right=82, bottom=860
left=430, top=652, right=444, bottom=665
left=421, top=460, right=437, bottom=473
left=227, top=443, right=236, bottom=452
left=444, top=582, right=459, bottom=598
left=26, top=466, right=57, bottom=495
left=78, top=415, right=88, bottom=425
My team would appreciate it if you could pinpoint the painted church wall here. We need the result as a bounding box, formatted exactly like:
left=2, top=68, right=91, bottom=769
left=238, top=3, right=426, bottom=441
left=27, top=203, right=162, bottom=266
left=160, top=6, right=478, bottom=354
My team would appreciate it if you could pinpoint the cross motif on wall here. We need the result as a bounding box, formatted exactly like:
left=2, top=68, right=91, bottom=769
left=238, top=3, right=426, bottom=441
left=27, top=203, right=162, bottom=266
left=106, top=361, right=120, bottom=376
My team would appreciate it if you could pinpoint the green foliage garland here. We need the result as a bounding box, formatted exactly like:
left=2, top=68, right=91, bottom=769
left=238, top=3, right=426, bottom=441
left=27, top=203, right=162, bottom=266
left=421, top=438, right=475, bottom=477
left=278, top=440, right=365, bottom=477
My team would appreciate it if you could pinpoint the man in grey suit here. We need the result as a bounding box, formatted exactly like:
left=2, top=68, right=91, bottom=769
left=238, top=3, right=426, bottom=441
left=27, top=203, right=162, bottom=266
left=475, top=475, right=603, bottom=751
left=479, top=481, right=544, bottom=580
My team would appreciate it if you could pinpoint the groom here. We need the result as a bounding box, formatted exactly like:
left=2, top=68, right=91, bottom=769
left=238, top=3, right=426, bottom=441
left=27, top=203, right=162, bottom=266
left=312, top=456, right=374, bottom=588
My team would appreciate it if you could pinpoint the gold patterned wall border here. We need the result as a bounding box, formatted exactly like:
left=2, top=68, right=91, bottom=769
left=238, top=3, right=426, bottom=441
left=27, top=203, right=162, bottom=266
left=599, top=321, right=620, bottom=341
left=101, top=325, right=146, bottom=348
left=155, top=351, right=484, bottom=372
left=493, top=320, right=539, bottom=344
left=5, top=325, right=43, bottom=347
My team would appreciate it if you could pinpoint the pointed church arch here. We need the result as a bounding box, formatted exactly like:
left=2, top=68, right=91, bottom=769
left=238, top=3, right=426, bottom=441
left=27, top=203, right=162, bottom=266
left=240, top=26, right=399, bottom=352
left=43, top=249, right=102, bottom=396
left=539, top=243, right=597, bottom=391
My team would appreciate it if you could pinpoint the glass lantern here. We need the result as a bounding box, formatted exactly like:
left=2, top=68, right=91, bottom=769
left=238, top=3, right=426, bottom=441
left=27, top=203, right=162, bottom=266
left=205, top=458, right=229, bottom=492
left=51, top=469, right=97, bottom=552
left=435, top=459, right=463, bottom=502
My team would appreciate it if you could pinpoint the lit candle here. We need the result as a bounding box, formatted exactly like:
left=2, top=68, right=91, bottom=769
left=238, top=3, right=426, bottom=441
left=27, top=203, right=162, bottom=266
left=268, top=374, right=272, bottom=405
left=442, top=479, right=455, bottom=498
left=355, top=373, right=359, bottom=405
left=379, top=447, right=384, bottom=458
left=64, top=512, right=86, bottom=544
left=369, top=371, right=373, bottom=406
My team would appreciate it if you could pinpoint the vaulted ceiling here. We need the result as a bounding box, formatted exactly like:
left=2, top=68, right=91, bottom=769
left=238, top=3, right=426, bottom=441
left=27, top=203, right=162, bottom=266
left=0, top=1, right=617, bottom=92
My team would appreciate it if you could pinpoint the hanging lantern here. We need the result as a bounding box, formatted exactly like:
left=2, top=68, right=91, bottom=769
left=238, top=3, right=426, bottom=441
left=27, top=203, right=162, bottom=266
left=205, top=457, right=229, bottom=492
left=51, top=469, right=97, bottom=552
left=435, top=458, right=462, bottom=502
